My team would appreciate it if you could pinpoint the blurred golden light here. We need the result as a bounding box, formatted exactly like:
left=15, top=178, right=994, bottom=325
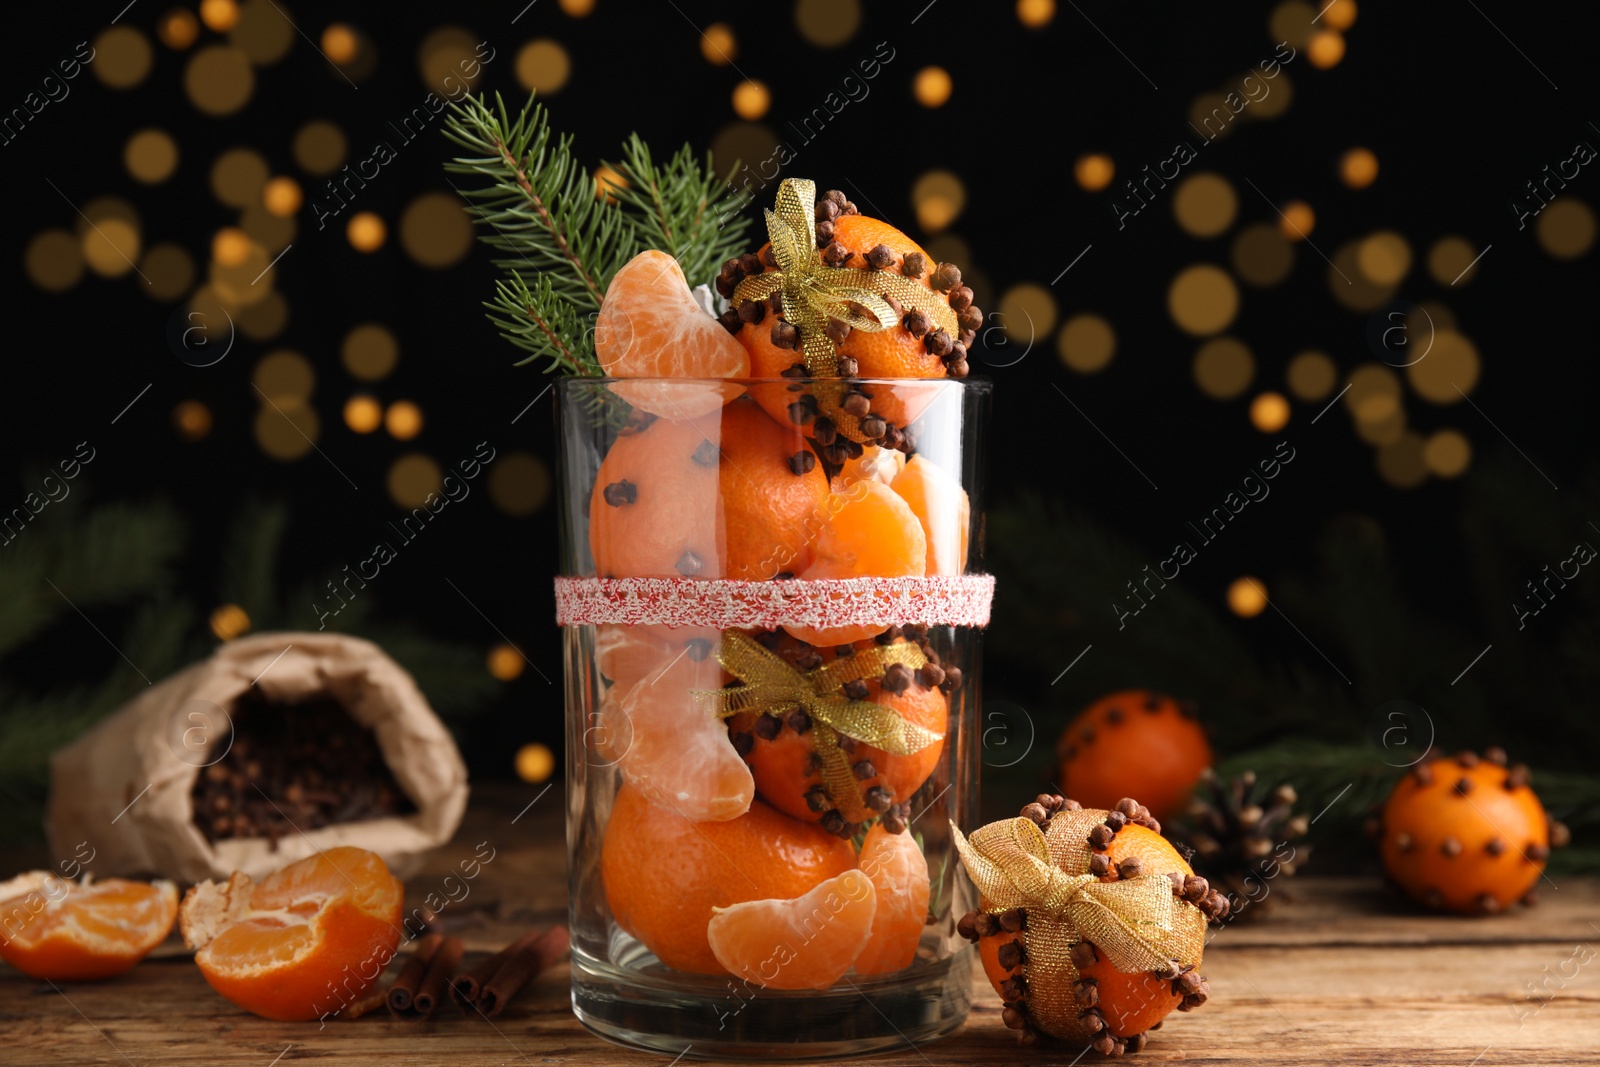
left=1408, top=330, right=1479, bottom=403
left=1193, top=337, right=1255, bottom=399
left=238, top=290, right=289, bottom=340
left=594, top=165, right=627, bottom=202
left=385, top=400, right=424, bottom=440
left=200, top=0, right=241, bottom=32
left=710, top=122, right=781, bottom=190
left=293, top=121, right=347, bottom=175
left=1173, top=173, right=1237, bottom=238
left=732, top=79, right=771, bottom=120
left=1057, top=314, right=1116, bottom=373
left=1248, top=70, right=1293, bottom=119
left=254, top=350, right=315, bottom=403
left=997, top=283, right=1056, bottom=344
left=488, top=452, right=554, bottom=516
left=491, top=646, right=527, bottom=683
left=347, top=212, right=386, bottom=252
left=1323, top=0, right=1358, bottom=30
left=1329, top=241, right=1394, bottom=311
left=1232, top=223, right=1295, bottom=287
left=1279, top=200, right=1315, bottom=241
left=1357, top=231, right=1412, bottom=286
left=254, top=401, right=318, bottom=461
left=912, top=170, right=966, bottom=233
left=1227, top=577, right=1268, bottom=618
left=1286, top=351, right=1337, bottom=401
left=387, top=453, right=442, bottom=508
left=1424, top=429, right=1471, bottom=478
left=262, top=176, right=302, bottom=217
left=185, top=45, right=256, bottom=115
left=159, top=8, right=201, bottom=50
left=1340, top=147, right=1378, bottom=189
left=795, top=0, right=862, bottom=48
left=1189, top=93, right=1239, bottom=142
left=93, top=27, right=154, bottom=89
left=344, top=394, right=383, bottom=434
left=27, top=230, right=86, bottom=292
left=1356, top=408, right=1405, bottom=446
left=1168, top=265, right=1239, bottom=335
left=1348, top=363, right=1400, bottom=407
left=516, top=38, right=571, bottom=94
left=211, top=147, right=269, bottom=208
left=1250, top=392, right=1291, bottom=433
left=241, top=201, right=295, bottom=254
left=1269, top=1, right=1316, bottom=49
left=126, top=129, right=179, bottom=184
left=400, top=192, right=473, bottom=268
left=173, top=400, right=213, bottom=441
left=1427, top=237, right=1479, bottom=285
left=1074, top=154, right=1115, bottom=192
left=914, top=67, right=953, bottom=109
left=1412, top=300, right=1456, bottom=333
left=212, top=227, right=252, bottom=267
left=515, top=741, right=554, bottom=782
left=418, top=27, right=482, bottom=95
left=1307, top=30, right=1345, bottom=69
left=1536, top=198, right=1596, bottom=259
left=230, top=0, right=294, bottom=65
left=210, top=604, right=251, bottom=641
left=1377, top=432, right=1428, bottom=489
left=210, top=241, right=270, bottom=303
left=83, top=219, right=142, bottom=277
left=701, top=23, right=737, bottom=65
left=321, top=23, right=359, bottom=65
left=343, top=323, right=399, bottom=380
left=142, top=243, right=195, bottom=301
left=560, top=0, right=597, bottom=15
left=1017, top=0, right=1056, bottom=27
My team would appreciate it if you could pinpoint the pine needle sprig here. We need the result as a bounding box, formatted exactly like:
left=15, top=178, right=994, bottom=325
left=485, top=272, right=601, bottom=375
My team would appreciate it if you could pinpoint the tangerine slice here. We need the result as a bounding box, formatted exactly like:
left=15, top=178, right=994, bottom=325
left=0, top=872, right=177, bottom=980
left=853, top=824, right=930, bottom=975
left=179, top=846, right=403, bottom=1021
left=890, top=455, right=970, bottom=576
left=596, top=250, right=750, bottom=418
left=706, top=870, right=876, bottom=990
left=833, top=445, right=906, bottom=492
left=613, top=650, right=753, bottom=822
left=601, top=785, right=856, bottom=974
left=784, top=479, right=927, bottom=645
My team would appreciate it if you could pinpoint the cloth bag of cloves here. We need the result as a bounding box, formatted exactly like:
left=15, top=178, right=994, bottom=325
left=46, top=632, right=468, bottom=882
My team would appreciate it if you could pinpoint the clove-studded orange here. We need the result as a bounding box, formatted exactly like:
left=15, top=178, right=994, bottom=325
left=726, top=629, right=956, bottom=838
left=1374, top=748, right=1567, bottom=914
left=1057, top=691, right=1213, bottom=823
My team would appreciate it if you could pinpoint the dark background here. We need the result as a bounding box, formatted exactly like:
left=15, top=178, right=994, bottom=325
left=3, top=1, right=1597, bottom=839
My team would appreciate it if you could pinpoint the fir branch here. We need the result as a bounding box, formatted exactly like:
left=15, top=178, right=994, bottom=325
left=485, top=272, right=600, bottom=375
left=608, top=134, right=753, bottom=292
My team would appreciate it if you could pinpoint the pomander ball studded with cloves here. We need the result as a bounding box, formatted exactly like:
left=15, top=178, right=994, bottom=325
left=953, top=795, right=1228, bottom=1055
left=1371, top=747, right=1569, bottom=915
left=1057, top=690, right=1214, bottom=823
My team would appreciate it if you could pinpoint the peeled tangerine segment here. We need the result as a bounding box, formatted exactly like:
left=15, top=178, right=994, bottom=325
left=0, top=873, right=178, bottom=980
left=784, top=479, right=927, bottom=646
left=853, top=824, right=932, bottom=975
left=612, top=648, right=754, bottom=822
left=707, top=870, right=877, bottom=990
left=833, top=445, right=906, bottom=493
left=596, top=250, right=750, bottom=418
left=890, top=454, right=970, bottom=576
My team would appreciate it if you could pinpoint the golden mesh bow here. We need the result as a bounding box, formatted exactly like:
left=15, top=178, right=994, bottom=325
left=731, top=178, right=960, bottom=378
left=695, top=630, right=941, bottom=822
left=951, top=810, right=1208, bottom=1041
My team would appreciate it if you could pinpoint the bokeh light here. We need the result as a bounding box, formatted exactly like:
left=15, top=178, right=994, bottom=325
left=185, top=45, right=256, bottom=115
left=1424, top=429, right=1471, bottom=478
left=490, top=645, right=527, bottom=683
left=1268, top=1, right=1316, bottom=49
left=347, top=212, right=387, bottom=252
left=1227, top=577, right=1268, bottom=618
left=1536, top=198, right=1596, bottom=259
left=1074, top=154, right=1115, bottom=192
left=254, top=350, right=315, bottom=404
left=385, top=400, right=424, bottom=440
left=399, top=193, right=473, bottom=268
left=1428, top=236, right=1480, bottom=285
left=1407, top=330, right=1480, bottom=403
left=344, top=395, right=382, bottom=434
left=1057, top=314, right=1116, bottom=374
left=211, top=147, right=269, bottom=207
left=1232, top=223, right=1295, bottom=287
left=914, top=66, right=953, bottom=108
left=26, top=230, right=85, bottom=292
left=237, top=290, right=289, bottom=340
left=199, top=0, right=241, bottom=32
left=488, top=452, right=554, bottom=516
left=1173, top=174, right=1237, bottom=238
left=1307, top=30, right=1345, bottom=69
left=1250, top=392, right=1291, bottom=433
left=1168, top=264, right=1239, bottom=335
left=254, top=402, right=318, bottom=461
left=262, top=176, right=303, bottom=217
left=93, top=27, right=154, bottom=89
left=1193, top=337, right=1255, bottom=399
left=387, top=453, right=442, bottom=508
left=293, top=121, right=347, bottom=175
left=1286, top=351, right=1337, bottom=401
left=210, top=603, right=251, bottom=641
left=1278, top=200, right=1315, bottom=241
left=82, top=218, right=142, bottom=278
left=912, top=170, right=966, bottom=233
left=701, top=23, right=737, bottom=65
left=126, top=130, right=179, bottom=184
left=594, top=165, right=628, bottom=202
left=159, top=8, right=201, bottom=50
left=343, top=324, right=399, bottom=380
left=212, top=227, right=252, bottom=267
left=515, top=741, right=554, bottom=782
left=229, top=0, right=295, bottom=66
left=1017, top=0, right=1056, bottom=27
left=173, top=400, right=213, bottom=441
left=998, top=283, right=1057, bottom=345
left=559, top=0, right=596, bottom=14
left=515, top=39, right=571, bottom=94
left=1357, top=231, right=1412, bottom=286
left=1377, top=432, right=1428, bottom=489
left=732, top=79, right=771, bottom=120
left=1323, top=0, right=1358, bottom=30
left=794, top=0, right=862, bottom=48
left=322, top=24, right=359, bottom=65
left=1340, top=147, right=1378, bottom=189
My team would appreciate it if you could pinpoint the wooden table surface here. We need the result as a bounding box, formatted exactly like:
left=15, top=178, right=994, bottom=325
left=3, top=787, right=1596, bottom=1066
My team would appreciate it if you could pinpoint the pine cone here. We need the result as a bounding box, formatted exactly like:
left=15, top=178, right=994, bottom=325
left=1167, top=769, right=1310, bottom=920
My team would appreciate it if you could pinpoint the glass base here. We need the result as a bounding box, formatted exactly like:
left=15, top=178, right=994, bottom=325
left=570, top=940, right=972, bottom=1061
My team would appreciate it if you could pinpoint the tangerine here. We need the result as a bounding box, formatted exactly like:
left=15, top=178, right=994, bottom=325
left=853, top=823, right=930, bottom=975
left=179, top=846, right=403, bottom=1021
left=890, top=454, right=970, bottom=575
left=706, top=870, right=876, bottom=990
left=595, top=249, right=750, bottom=418
left=1057, top=691, right=1213, bottom=822
left=0, top=873, right=177, bottom=981
left=601, top=784, right=857, bottom=974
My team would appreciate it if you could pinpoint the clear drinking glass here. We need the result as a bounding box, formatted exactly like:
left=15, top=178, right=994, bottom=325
left=557, top=377, right=990, bottom=1059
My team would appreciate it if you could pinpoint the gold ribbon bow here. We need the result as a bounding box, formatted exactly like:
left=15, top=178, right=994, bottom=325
left=950, top=810, right=1207, bottom=1041
left=696, top=630, right=941, bottom=822
left=731, top=177, right=961, bottom=379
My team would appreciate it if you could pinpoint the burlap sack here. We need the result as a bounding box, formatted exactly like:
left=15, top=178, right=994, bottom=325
left=46, top=632, right=468, bottom=882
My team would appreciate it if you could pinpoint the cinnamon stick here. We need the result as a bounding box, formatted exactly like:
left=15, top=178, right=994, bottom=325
left=478, top=926, right=570, bottom=1018
left=452, top=930, right=541, bottom=1010
left=386, top=933, right=442, bottom=1016
left=411, top=935, right=465, bottom=1018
